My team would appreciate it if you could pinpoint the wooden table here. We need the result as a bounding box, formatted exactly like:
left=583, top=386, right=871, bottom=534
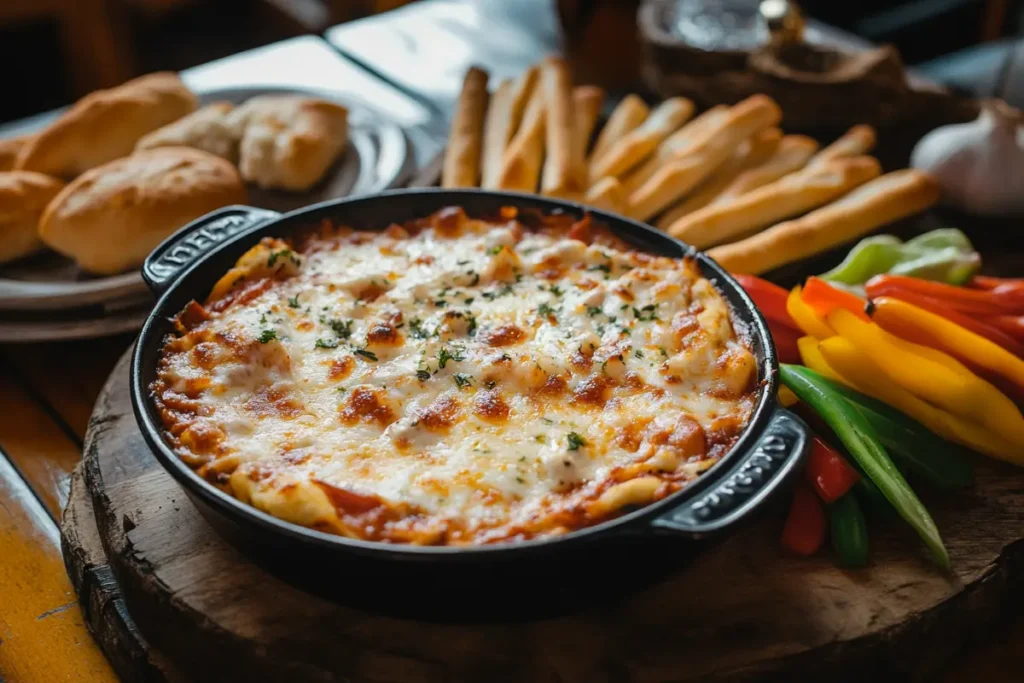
left=1, top=11, right=1023, bottom=683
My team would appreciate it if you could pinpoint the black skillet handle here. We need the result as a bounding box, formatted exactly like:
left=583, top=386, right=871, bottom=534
left=650, top=408, right=809, bottom=539
left=142, top=205, right=281, bottom=296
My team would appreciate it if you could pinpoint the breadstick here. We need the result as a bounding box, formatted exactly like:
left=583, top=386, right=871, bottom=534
left=707, top=169, right=939, bottom=275
left=480, top=80, right=515, bottom=189
left=584, top=177, right=627, bottom=215
left=627, top=95, right=782, bottom=221
left=496, top=86, right=546, bottom=192
left=442, top=66, right=489, bottom=188
left=588, top=97, right=694, bottom=183
left=704, top=134, right=819, bottom=209
left=573, top=86, right=605, bottom=161
left=668, top=156, right=881, bottom=248
left=507, top=65, right=540, bottom=140
left=656, top=127, right=781, bottom=229
left=806, top=124, right=876, bottom=170
left=540, top=56, right=584, bottom=197
left=620, top=105, right=730, bottom=194
left=589, top=94, right=649, bottom=166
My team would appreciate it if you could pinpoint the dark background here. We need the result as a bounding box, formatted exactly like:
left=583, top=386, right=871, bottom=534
left=1, top=0, right=1022, bottom=124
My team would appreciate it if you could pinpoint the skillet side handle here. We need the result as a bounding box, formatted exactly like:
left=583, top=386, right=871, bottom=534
left=142, top=205, right=281, bottom=296
left=651, top=408, right=809, bottom=538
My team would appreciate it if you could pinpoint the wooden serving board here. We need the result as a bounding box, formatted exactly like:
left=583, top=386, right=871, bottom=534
left=62, top=349, right=1024, bottom=683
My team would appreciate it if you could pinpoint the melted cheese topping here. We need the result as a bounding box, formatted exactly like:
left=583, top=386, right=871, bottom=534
left=153, top=208, right=758, bottom=545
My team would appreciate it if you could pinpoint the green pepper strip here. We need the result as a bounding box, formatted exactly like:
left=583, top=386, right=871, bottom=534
left=808, top=373, right=974, bottom=491
left=780, top=364, right=950, bottom=570
left=830, top=493, right=870, bottom=568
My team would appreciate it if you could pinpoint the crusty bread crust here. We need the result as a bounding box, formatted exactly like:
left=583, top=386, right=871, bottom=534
left=39, top=147, right=246, bottom=275
left=136, top=101, right=238, bottom=162
left=0, top=171, right=65, bottom=263
left=0, top=135, right=33, bottom=172
left=15, top=72, right=197, bottom=179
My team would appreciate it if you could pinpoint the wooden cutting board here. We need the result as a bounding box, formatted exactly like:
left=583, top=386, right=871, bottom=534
left=61, top=349, right=1024, bottom=683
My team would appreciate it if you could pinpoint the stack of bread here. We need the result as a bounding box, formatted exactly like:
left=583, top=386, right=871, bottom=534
left=0, top=72, right=349, bottom=275
left=441, top=56, right=940, bottom=275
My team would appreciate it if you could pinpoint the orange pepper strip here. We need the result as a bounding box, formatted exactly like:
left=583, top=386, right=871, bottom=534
left=786, top=285, right=834, bottom=339
left=801, top=277, right=871, bottom=322
left=870, top=297, right=1024, bottom=392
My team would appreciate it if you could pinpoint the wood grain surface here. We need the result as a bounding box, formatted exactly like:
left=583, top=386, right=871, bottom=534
left=68, top=350, right=1024, bottom=683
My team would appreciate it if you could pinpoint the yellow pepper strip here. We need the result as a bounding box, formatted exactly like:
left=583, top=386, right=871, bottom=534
left=826, top=308, right=1024, bottom=447
left=786, top=285, right=834, bottom=340
left=778, top=385, right=799, bottom=406
left=796, top=335, right=843, bottom=382
left=870, top=296, right=1024, bottom=392
left=819, top=336, right=1023, bottom=465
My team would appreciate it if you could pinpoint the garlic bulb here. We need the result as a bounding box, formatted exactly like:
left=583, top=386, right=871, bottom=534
left=910, top=99, right=1024, bottom=217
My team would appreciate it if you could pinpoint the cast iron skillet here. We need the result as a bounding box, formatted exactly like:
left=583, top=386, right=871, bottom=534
left=130, top=189, right=809, bottom=618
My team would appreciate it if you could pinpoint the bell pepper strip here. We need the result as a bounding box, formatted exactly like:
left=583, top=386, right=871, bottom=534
left=779, top=364, right=949, bottom=569
left=868, top=297, right=1024, bottom=392
left=830, top=493, right=870, bottom=568
left=800, top=365, right=974, bottom=490
left=770, top=322, right=803, bottom=365
left=787, top=285, right=834, bottom=339
left=805, top=436, right=860, bottom=503
left=781, top=483, right=827, bottom=556
left=797, top=336, right=842, bottom=381
left=866, top=274, right=1024, bottom=317
left=733, top=274, right=798, bottom=329
left=825, top=308, right=1024, bottom=447
left=865, top=288, right=1024, bottom=357
left=984, top=315, right=1024, bottom=343
left=969, top=275, right=1024, bottom=292
left=822, top=228, right=980, bottom=289
left=818, top=336, right=1023, bottom=465
left=801, top=277, right=871, bottom=322
left=779, top=386, right=799, bottom=407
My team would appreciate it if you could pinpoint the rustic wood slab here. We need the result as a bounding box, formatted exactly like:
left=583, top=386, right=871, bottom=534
left=68, top=348, right=1024, bottom=683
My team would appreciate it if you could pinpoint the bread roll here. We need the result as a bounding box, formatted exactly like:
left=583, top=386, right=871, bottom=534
left=0, top=135, right=32, bottom=172
left=227, top=95, right=349, bottom=192
left=589, top=94, right=649, bottom=166
left=0, top=171, right=65, bottom=263
left=15, top=72, right=197, bottom=178
left=540, top=56, right=584, bottom=198
left=39, top=147, right=247, bottom=275
left=136, top=101, right=238, bottom=162
left=496, top=87, right=546, bottom=192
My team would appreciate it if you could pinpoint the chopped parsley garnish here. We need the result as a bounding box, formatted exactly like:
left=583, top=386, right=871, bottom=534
left=354, top=348, right=378, bottom=361
left=466, top=313, right=478, bottom=336
left=537, top=302, right=558, bottom=318
left=259, top=313, right=267, bottom=325
left=588, top=263, right=612, bottom=274
left=467, top=271, right=480, bottom=286
left=415, top=369, right=431, bottom=381
left=409, top=318, right=433, bottom=339
left=482, top=284, right=514, bottom=300
left=567, top=432, right=586, bottom=451
left=633, top=304, right=658, bottom=321
left=327, top=318, right=353, bottom=339
left=315, top=338, right=339, bottom=349
left=634, top=349, right=644, bottom=359
left=437, top=346, right=465, bottom=369
left=453, top=373, right=473, bottom=389
left=434, top=299, right=448, bottom=308
left=257, top=329, right=277, bottom=343
left=547, top=284, right=564, bottom=296
left=463, top=297, right=475, bottom=305
left=287, top=295, right=300, bottom=308
left=488, top=245, right=504, bottom=255
left=659, top=346, right=668, bottom=357
left=267, top=249, right=298, bottom=267
left=587, top=306, right=602, bottom=317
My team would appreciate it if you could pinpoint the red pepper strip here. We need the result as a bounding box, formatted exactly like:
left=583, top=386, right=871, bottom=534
left=867, top=289, right=1024, bottom=357
left=733, top=274, right=798, bottom=329
left=969, top=275, right=1024, bottom=291
left=801, top=277, right=871, bottom=322
left=770, top=322, right=803, bottom=364
left=866, top=274, right=1024, bottom=316
left=781, top=483, right=827, bottom=556
left=983, top=315, right=1024, bottom=343
left=805, top=436, right=860, bottom=503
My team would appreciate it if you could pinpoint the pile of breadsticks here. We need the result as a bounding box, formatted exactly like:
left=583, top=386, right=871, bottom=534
left=441, top=56, right=940, bottom=275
